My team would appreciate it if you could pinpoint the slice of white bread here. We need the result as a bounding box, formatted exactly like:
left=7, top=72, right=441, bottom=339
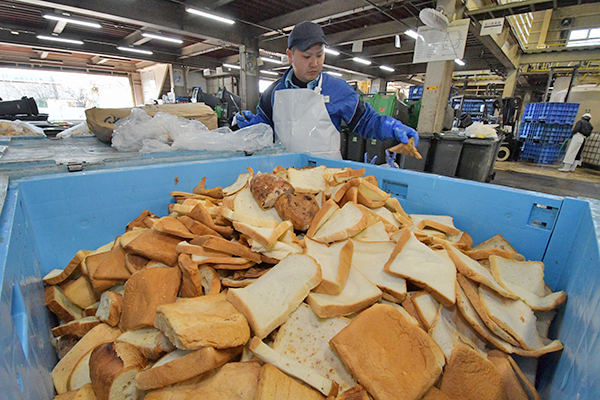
left=411, top=291, right=440, bottom=331
left=52, top=323, right=122, bottom=394
left=117, top=327, right=175, bottom=361
left=272, top=303, right=356, bottom=392
left=233, top=187, right=282, bottom=223
left=351, top=221, right=390, bottom=242
left=56, top=383, right=97, bottom=400
left=43, top=250, right=90, bottom=285
left=305, top=237, right=353, bottom=295
left=67, top=348, right=93, bottom=391
left=311, top=202, right=368, bottom=244
left=306, top=267, right=382, bottom=318
left=287, top=166, right=327, bottom=193
left=467, top=234, right=525, bottom=261
left=192, top=235, right=262, bottom=263
left=250, top=337, right=339, bottom=397
left=52, top=316, right=101, bottom=338
left=46, top=285, right=83, bottom=323
left=444, top=244, right=517, bottom=299
left=227, top=253, right=322, bottom=339
left=153, top=216, right=196, bottom=239
left=120, top=265, right=181, bottom=331
left=220, top=207, right=280, bottom=229
left=143, top=361, right=261, bottom=400
left=384, top=229, right=456, bottom=307
left=380, top=299, right=421, bottom=326
left=154, top=292, right=250, bottom=350
left=95, top=291, right=123, bottom=327
left=306, top=199, right=339, bottom=238
left=223, top=169, right=252, bottom=196
left=350, top=240, right=407, bottom=302
left=232, top=220, right=293, bottom=247
left=255, top=363, right=326, bottom=400
left=135, top=346, right=243, bottom=390
left=489, top=256, right=567, bottom=311
left=330, top=304, right=445, bottom=400
left=439, top=344, right=508, bottom=400
left=61, top=276, right=99, bottom=309
left=89, top=341, right=147, bottom=400
left=487, top=350, right=530, bottom=400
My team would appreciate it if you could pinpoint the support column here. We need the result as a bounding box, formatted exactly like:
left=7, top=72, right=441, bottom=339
left=416, top=0, right=463, bottom=133
left=370, top=78, right=387, bottom=94
left=502, top=69, right=518, bottom=98
left=239, top=37, right=260, bottom=111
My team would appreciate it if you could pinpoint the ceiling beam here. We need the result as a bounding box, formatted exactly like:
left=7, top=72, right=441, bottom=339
left=466, top=0, right=582, bottom=19
left=520, top=48, right=600, bottom=64
left=467, top=17, right=520, bottom=70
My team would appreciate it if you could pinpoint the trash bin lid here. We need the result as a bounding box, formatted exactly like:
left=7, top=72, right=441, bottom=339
left=434, top=131, right=467, bottom=141
left=463, top=137, right=500, bottom=145
left=416, top=132, right=434, bottom=139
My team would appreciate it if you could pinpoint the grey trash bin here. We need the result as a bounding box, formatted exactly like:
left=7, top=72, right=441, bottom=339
left=456, top=135, right=503, bottom=182
left=428, top=131, right=466, bottom=176
left=365, top=138, right=397, bottom=165
left=399, top=132, right=434, bottom=171
left=346, top=132, right=366, bottom=162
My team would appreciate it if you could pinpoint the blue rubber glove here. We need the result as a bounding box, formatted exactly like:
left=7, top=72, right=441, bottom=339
left=380, top=118, right=419, bottom=146
left=235, top=110, right=257, bottom=129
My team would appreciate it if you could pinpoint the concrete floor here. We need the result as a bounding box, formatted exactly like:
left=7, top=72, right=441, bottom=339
left=491, top=161, right=600, bottom=200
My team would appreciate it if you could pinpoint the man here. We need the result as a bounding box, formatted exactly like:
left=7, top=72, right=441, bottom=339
left=236, top=21, right=418, bottom=158
left=559, top=113, right=593, bottom=172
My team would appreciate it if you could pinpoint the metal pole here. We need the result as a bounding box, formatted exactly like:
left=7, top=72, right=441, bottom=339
left=564, top=66, right=578, bottom=103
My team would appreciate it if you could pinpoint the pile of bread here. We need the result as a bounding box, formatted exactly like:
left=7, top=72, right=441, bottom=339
left=45, top=164, right=567, bottom=400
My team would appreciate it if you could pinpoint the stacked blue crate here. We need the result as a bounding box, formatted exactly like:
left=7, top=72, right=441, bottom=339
left=519, top=103, right=580, bottom=164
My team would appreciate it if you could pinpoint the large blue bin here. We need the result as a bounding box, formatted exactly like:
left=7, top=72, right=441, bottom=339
left=1, top=153, right=599, bottom=399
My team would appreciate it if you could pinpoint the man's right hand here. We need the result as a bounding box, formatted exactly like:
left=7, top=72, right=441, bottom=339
left=235, top=110, right=257, bottom=129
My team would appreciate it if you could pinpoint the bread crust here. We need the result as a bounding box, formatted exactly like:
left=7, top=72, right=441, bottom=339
left=250, top=173, right=295, bottom=210
left=275, top=192, right=320, bottom=231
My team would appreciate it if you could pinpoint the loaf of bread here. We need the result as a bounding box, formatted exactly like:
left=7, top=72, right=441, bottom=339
left=274, top=192, right=320, bottom=231
left=250, top=172, right=295, bottom=209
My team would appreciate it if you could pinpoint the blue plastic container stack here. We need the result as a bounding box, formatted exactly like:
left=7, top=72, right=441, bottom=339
left=408, top=85, right=423, bottom=100
left=519, top=102, right=579, bottom=164
left=452, top=99, right=495, bottom=118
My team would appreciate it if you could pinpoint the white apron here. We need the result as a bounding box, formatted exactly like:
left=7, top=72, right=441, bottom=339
left=563, top=132, right=585, bottom=165
left=273, top=77, right=341, bottom=159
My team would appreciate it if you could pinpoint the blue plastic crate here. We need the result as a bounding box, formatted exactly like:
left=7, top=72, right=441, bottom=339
left=521, top=142, right=566, bottom=164
left=1, top=154, right=599, bottom=399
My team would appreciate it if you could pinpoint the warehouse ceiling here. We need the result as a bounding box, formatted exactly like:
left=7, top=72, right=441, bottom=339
left=0, top=0, right=599, bottom=85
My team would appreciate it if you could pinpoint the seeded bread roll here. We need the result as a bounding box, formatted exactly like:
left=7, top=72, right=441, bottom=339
left=250, top=173, right=295, bottom=210
left=274, top=193, right=320, bottom=231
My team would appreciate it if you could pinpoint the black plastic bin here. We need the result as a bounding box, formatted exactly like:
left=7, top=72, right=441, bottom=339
left=365, top=138, right=397, bottom=165
left=340, top=129, right=349, bottom=160
left=456, top=135, right=503, bottom=182
left=399, top=132, right=434, bottom=171
left=427, top=131, right=466, bottom=176
left=346, top=132, right=366, bottom=162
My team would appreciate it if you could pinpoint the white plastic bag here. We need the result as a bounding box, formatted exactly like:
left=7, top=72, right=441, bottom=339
left=170, top=123, right=274, bottom=153
left=465, top=122, right=498, bottom=139
left=0, top=119, right=45, bottom=136
left=57, top=121, right=91, bottom=138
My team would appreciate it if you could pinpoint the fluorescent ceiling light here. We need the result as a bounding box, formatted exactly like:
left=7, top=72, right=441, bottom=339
left=454, top=59, right=465, bottom=66
left=117, top=46, right=153, bottom=55
left=379, top=65, right=394, bottom=72
left=261, top=70, right=279, bottom=76
left=326, top=71, right=342, bottom=77
left=141, top=32, right=183, bottom=44
left=405, top=29, right=419, bottom=39
left=37, top=35, right=83, bottom=45
left=352, top=57, right=371, bottom=65
left=262, top=57, right=282, bottom=64
left=185, top=8, right=235, bottom=25
left=569, top=29, right=589, bottom=41
left=324, top=48, right=340, bottom=56
left=223, top=63, right=240, bottom=69
left=43, top=14, right=101, bottom=29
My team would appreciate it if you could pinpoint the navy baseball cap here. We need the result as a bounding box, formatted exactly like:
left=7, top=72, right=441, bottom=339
left=288, top=21, right=327, bottom=51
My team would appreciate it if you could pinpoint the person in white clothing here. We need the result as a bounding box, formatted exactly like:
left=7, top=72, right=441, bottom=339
left=559, top=113, right=593, bottom=172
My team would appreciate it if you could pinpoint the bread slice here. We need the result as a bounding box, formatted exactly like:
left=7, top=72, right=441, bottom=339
left=120, top=265, right=181, bottom=331
left=287, top=166, right=327, bottom=193
left=272, top=303, right=356, bottom=393
left=233, top=187, right=283, bottom=223
left=117, top=327, right=175, bottom=361
left=335, top=384, right=372, bottom=400
left=255, top=363, right=326, bottom=400
left=52, top=323, right=122, bottom=394
left=46, top=285, right=83, bottom=323
left=487, top=350, right=529, bottom=400
left=153, top=216, right=196, bottom=239
left=305, top=237, right=353, bottom=295
left=135, top=346, right=243, bottom=390
left=67, top=348, right=93, bottom=391
left=188, top=203, right=233, bottom=238
left=439, top=344, right=508, bottom=400
left=61, top=276, right=99, bottom=309
left=416, top=219, right=461, bottom=236
left=126, top=210, right=157, bottom=231
left=198, top=265, right=221, bottom=294
left=177, top=253, right=203, bottom=298
left=350, top=240, right=406, bottom=302
left=307, top=267, right=382, bottom=318
left=422, top=387, right=452, bottom=400
left=89, top=341, right=147, bottom=400
left=52, top=316, right=101, bottom=338
left=154, top=292, right=250, bottom=350
left=351, top=221, right=390, bottom=241
left=250, top=337, right=339, bottom=397
left=91, top=240, right=131, bottom=282
left=311, top=202, right=368, bottom=244
left=222, top=169, right=252, bottom=196
left=178, top=215, right=222, bottom=237
left=444, top=244, right=517, bottom=299
left=384, top=229, right=456, bottom=306
left=44, top=250, right=90, bottom=285
left=467, top=234, right=525, bottom=261
left=380, top=299, right=421, bottom=326
left=142, top=361, right=261, bottom=400
left=410, top=214, right=457, bottom=232
left=191, top=235, right=262, bottom=263
left=227, top=253, right=322, bottom=339
left=232, top=220, right=293, bottom=247
left=330, top=304, right=445, bottom=400
left=95, top=291, right=123, bottom=327
left=250, top=238, right=303, bottom=261
left=411, top=291, right=440, bottom=331
left=123, top=228, right=182, bottom=267
left=489, top=256, right=567, bottom=311
left=306, top=199, right=340, bottom=238
left=84, top=302, right=100, bottom=317
left=220, top=207, right=280, bottom=229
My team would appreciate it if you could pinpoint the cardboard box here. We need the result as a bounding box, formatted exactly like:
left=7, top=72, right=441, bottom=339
left=85, top=103, right=218, bottom=143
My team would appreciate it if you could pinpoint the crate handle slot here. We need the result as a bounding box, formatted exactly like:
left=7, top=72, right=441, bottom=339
left=11, top=284, right=29, bottom=360
left=528, top=203, right=558, bottom=230
left=382, top=179, right=408, bottom=199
